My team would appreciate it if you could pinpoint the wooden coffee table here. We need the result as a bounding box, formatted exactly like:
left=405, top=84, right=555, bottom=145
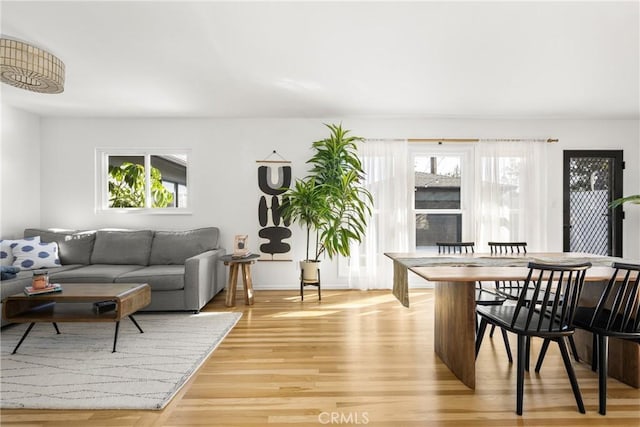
left=2, top=283, right=151, bottom=353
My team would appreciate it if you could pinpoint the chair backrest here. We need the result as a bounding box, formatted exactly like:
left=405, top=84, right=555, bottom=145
left=488, top=241, right=528, bottom=254
left=511, top=262, right=591, bottom=332
left=436, top=242, right=475, bottom=254
left=487, top=242, right=528, bottom=295
left=589, top=262, right=640, bottom=335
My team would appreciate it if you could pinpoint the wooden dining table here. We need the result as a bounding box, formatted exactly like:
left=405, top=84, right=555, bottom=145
left=384, top=252, right=638, bottom=390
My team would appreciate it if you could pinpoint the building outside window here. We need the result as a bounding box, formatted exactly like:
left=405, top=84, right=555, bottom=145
left=412, top=148, right=472, bottom=251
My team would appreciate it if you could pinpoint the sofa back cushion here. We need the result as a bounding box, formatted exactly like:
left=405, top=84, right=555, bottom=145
left=91, top=230, right=153, bottom=265
left=24, top=228, right=96, bottom=265
left=149, top=227, right=219, bottom=265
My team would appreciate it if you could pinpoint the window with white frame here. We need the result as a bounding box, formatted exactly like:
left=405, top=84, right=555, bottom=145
left=412, top=146, right=473, bottom=251
left=96, top=149, right=190, bottom=213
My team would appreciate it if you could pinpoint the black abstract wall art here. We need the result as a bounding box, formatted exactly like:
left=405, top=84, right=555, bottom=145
left=256, top=153, right=292, bottom=261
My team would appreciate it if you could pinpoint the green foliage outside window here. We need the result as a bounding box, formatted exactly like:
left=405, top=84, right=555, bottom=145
left=108, top=162, right=174, bottom=208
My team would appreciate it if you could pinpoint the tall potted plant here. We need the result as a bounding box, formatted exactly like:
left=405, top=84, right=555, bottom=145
left=282, top=123, right=373, bottom=281
left=280, top=177, right=328, bottom=280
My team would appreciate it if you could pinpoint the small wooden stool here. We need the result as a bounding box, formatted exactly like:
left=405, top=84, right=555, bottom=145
left=300, top=269, right=321, bottom=301
left=221, top=254, right=260, bottom=307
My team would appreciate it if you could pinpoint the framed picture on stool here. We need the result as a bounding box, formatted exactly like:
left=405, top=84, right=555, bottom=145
left=233, top=235, right=251, bottom=258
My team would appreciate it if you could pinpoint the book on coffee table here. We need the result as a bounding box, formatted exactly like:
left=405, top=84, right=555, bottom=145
left=24, top=283, right=63, bottom=296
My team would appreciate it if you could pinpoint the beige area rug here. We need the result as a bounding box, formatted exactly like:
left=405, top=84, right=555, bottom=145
left=1, top=312, right=241, bottom=410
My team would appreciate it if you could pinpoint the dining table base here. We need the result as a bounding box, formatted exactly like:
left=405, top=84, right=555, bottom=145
left=434, top=280, right=477, bottom=389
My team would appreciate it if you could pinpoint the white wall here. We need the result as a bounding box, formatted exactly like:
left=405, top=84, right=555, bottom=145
left=0, top=106, right=41, bottom=238
left=356, top=118, right=640, bottom=259
left=38, top=117, right=640, bottom=288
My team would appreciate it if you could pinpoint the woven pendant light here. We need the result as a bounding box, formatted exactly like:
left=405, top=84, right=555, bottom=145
left=0, top=38, right=65, bottom=94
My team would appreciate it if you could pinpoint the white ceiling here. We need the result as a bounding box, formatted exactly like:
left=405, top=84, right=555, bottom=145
left=1, top=1, right=638, bottom=119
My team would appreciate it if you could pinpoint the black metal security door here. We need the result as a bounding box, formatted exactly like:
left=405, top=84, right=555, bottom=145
left=563, top=150, right=623, bottom=256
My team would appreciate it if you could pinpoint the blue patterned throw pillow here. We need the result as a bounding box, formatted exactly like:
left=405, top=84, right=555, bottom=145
left=0, top=236, right=41, bottom=267
left=0, top=242, right=11, bottom=267
left=12, top=239, right=60, bottom=270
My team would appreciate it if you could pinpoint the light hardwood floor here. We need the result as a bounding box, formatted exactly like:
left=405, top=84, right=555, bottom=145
left=2, top=289, right=639, bottom=426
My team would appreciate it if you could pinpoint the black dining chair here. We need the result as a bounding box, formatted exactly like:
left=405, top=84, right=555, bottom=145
left=437, top=241, right=476, bottom=254
left=534, top=261, right=640, bottom=415
left=489, top=241, right=528, bottom=255
left=487, top=242, right=528, bottom=335
left=488, top=241, right=580, bottom=363
left=436, top=241, right=513, bottom=362
left=475, top=261, right=591, bottom=415
left=488, top=242, right=528, bottom=301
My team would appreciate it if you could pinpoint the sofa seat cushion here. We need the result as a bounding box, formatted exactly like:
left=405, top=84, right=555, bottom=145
left=42, top=265, right=84, bottom=277
left=24, top=229, right=96, bottom=265
left=91, top=230, right=153, bottom=265
left=0, top=275, right=32, bottom=300
left=51, top=264, right=145, bottom=283
left=1, top=265, right=82, bottom=298
left=114, top=265, right=185, bottom=291
left=9, top=264, right=83, bottom=281
left=149, top=228, right=219, bottom=265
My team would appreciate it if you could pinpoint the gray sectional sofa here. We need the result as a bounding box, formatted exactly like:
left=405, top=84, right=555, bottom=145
left=1, top=227, right=226, bottom=326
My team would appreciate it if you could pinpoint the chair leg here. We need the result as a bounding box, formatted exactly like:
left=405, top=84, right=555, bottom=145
left=489, top=324, right=496, bottom=338
left=558, top=337, right=585, bottom=414
left=568, top=335, right=580, bottom=362
left=534, top=338, right=551, bottom=373
left=300, top=279, right=304, bottom=301
left=598, top=334, right=608, bottom=416
left=475, top=317, right=488, bottom=359
left=500, top=328, right=513, bottom=363
left=525, top=336, right=531, bottom=372
left=516, top=334, right=526, bottom=416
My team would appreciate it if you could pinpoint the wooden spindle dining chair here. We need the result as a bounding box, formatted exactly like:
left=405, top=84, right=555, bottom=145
left=476, top=261, right=591, bottom=415
left=489, top=241, right=528, bottom=255
left=488, top=242, right=528, bottom=301
left=488, top=241, right=580, bottom=363
left=535, top=261, right=640, bottom=415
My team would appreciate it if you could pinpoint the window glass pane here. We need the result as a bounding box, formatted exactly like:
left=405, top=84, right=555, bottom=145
left=108, top=155, right=145, bottom=208
left=414, top=156, right=461, bottom=209
left=151, top=155, right=187, bottom=208
left=416, top=213, right=462, bottom=250
left=478, top=156, right=523, bottom=239
left=104, top=153, right=188, bottom=210
left=177, top=184, right=188, bottom=208
left=162, top=181, right=177, bottom=207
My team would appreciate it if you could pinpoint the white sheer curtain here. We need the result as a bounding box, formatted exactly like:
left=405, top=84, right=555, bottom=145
left=348, top=139, right=411, bottom=289
left=474, top=139, right=548, bottom=252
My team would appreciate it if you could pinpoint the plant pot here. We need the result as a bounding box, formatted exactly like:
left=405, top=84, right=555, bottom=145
left=300, top=260, right=320, bottom=282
